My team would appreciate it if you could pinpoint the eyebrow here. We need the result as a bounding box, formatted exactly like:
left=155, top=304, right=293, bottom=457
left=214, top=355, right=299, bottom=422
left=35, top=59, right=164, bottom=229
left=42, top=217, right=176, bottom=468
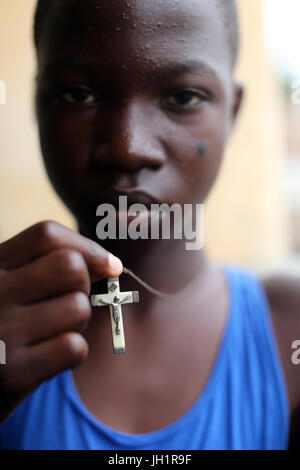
left=41, top=56, right=95, bottom=77
left=41, top=56, right=221, bottom=84
left=167, top=60, right=220, bottom=81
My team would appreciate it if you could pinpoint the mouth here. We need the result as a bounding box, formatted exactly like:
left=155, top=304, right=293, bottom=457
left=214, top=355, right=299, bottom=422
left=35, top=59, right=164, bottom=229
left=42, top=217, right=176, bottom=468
left=94, top=189, right=163, bottom=224
left=103, top=189, right=160, bottom=209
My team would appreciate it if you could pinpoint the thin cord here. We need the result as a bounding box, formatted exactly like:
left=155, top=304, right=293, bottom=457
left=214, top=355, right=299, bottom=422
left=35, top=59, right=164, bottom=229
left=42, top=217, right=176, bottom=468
left=122, top=265, right=203, bottom=302
left=122, top=267, right=171, bottom=301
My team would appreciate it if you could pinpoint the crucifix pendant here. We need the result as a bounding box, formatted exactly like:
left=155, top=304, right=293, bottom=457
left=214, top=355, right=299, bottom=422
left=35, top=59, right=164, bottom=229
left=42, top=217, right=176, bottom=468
left=90, top=277, right=139, bottom=354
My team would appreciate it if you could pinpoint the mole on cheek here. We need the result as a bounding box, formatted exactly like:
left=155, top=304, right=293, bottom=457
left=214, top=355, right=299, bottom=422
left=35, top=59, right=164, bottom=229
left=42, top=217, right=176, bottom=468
left=197, top=139, right=207, bottom=156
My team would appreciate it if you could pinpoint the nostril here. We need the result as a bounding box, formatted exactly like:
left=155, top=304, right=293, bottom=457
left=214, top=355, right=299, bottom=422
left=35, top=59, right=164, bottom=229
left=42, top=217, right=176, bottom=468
left=111, top=127, right=165, bottom=170
left=91, top=137, right=166, bottom=172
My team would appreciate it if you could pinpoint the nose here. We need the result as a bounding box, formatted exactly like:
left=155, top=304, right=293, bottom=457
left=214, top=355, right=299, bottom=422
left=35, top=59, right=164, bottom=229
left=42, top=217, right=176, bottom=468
left=94, top=100, right=166, bottom=171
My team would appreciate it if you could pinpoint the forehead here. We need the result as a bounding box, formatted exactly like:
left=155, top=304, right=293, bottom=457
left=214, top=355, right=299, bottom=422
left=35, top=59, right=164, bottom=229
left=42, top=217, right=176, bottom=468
left=37, top=0, right=231, bottom=82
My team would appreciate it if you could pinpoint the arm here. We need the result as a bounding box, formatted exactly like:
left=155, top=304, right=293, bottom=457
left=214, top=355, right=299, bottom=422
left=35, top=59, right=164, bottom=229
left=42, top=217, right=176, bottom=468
left=119, top=295, right=131, bottom=304
left=263, top=274, right=300, bottom=447
left=98, top=299, right=111, bottom=306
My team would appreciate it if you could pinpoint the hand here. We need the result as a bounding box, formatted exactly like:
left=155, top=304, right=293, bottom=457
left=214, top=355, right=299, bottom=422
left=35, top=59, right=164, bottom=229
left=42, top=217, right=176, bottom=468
left=0, top=221, right=123, bottom=424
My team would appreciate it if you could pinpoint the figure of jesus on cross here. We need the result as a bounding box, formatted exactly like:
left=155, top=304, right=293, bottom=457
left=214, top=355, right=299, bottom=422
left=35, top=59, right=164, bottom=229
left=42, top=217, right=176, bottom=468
left=90, top=277, right=139, bottom=354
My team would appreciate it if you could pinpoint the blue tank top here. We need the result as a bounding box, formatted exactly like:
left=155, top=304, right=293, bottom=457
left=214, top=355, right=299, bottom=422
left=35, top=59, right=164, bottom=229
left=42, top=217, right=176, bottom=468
left=0, top=266, right=290, bottom=450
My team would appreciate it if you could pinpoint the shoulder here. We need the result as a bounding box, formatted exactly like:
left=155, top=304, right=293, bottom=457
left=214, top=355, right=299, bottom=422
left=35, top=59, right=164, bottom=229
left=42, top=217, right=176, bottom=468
left=261, top=273, right=300, bottom=412
left=262, top=273, right=300, bottom=315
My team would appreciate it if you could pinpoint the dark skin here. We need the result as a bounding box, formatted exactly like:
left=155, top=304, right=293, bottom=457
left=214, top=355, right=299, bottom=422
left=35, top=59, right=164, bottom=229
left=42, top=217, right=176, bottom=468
left=0, top=0, right=299, bottom=447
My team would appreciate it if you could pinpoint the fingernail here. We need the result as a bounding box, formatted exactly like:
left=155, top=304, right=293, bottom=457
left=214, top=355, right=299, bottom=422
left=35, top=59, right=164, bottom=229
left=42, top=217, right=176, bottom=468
left=108, top=253, right=123, bottom=275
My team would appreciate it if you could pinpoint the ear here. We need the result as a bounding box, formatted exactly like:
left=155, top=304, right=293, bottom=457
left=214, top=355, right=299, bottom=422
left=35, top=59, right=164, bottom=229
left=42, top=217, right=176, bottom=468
left=229, top=81, right=244, bottom=133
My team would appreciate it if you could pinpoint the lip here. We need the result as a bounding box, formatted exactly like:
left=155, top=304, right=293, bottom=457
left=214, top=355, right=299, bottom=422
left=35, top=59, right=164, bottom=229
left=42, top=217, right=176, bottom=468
left=105, top=189, right=160, bottom=208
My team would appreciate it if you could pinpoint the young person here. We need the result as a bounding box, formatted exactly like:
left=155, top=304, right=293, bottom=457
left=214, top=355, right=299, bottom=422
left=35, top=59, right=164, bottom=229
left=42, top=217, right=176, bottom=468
left=0, top=0, right=299, bottom=450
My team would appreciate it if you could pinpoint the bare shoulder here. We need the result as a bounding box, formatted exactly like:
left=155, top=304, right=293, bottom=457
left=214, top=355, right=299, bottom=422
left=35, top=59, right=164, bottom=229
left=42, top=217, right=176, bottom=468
left=261, top=273, right=300, bottom=413
left=262, top=273, right=300, bottom=315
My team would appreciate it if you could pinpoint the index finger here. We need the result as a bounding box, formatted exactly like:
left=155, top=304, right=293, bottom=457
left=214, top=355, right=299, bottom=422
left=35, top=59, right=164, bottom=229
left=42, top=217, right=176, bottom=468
left=0, top=221, right=123, bottom=281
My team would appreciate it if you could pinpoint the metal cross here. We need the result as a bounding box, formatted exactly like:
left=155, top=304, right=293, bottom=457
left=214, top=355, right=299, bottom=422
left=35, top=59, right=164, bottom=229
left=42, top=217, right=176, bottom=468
left=90, top=277, right=139, bottom=354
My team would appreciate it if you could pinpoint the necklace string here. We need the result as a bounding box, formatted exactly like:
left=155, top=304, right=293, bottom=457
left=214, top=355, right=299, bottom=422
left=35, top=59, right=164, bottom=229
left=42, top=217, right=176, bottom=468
left=122, top=267, right=171, bottom=301
left=122, top=265, right=202, bottom=302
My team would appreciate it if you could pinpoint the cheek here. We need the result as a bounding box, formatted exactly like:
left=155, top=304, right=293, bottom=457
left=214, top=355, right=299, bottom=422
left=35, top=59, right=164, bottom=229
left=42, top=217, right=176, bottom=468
left=37, top=108, right=95, bottom=181
left=166, top=107, right=228, bottom=203
left=180, top=150, right=224, bottom=203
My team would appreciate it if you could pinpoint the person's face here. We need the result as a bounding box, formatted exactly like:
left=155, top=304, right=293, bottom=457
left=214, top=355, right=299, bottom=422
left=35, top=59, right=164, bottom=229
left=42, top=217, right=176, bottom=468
left=35, top=0, right=242, bottom=233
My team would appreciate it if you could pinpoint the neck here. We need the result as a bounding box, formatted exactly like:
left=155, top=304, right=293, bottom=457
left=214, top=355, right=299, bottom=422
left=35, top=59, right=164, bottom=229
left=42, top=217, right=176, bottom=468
left=78, top=221, right=210, bottom=303
left=76, top=222, right=223, bottom=363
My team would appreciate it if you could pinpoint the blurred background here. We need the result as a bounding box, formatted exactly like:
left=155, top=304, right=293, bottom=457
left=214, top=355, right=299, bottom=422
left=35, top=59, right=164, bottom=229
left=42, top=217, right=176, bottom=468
left=0, top=0, right=299, bottom=274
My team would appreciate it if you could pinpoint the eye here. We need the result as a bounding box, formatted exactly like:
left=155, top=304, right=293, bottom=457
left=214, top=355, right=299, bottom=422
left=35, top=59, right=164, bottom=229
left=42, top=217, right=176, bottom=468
left=166, top=89, right=206, bottom=109
left=56, top=87, right=98, bottom=104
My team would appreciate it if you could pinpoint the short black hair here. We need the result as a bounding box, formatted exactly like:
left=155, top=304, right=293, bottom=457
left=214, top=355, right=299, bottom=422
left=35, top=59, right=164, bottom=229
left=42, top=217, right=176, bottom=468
left=33, top=0, right=240, bottom=67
